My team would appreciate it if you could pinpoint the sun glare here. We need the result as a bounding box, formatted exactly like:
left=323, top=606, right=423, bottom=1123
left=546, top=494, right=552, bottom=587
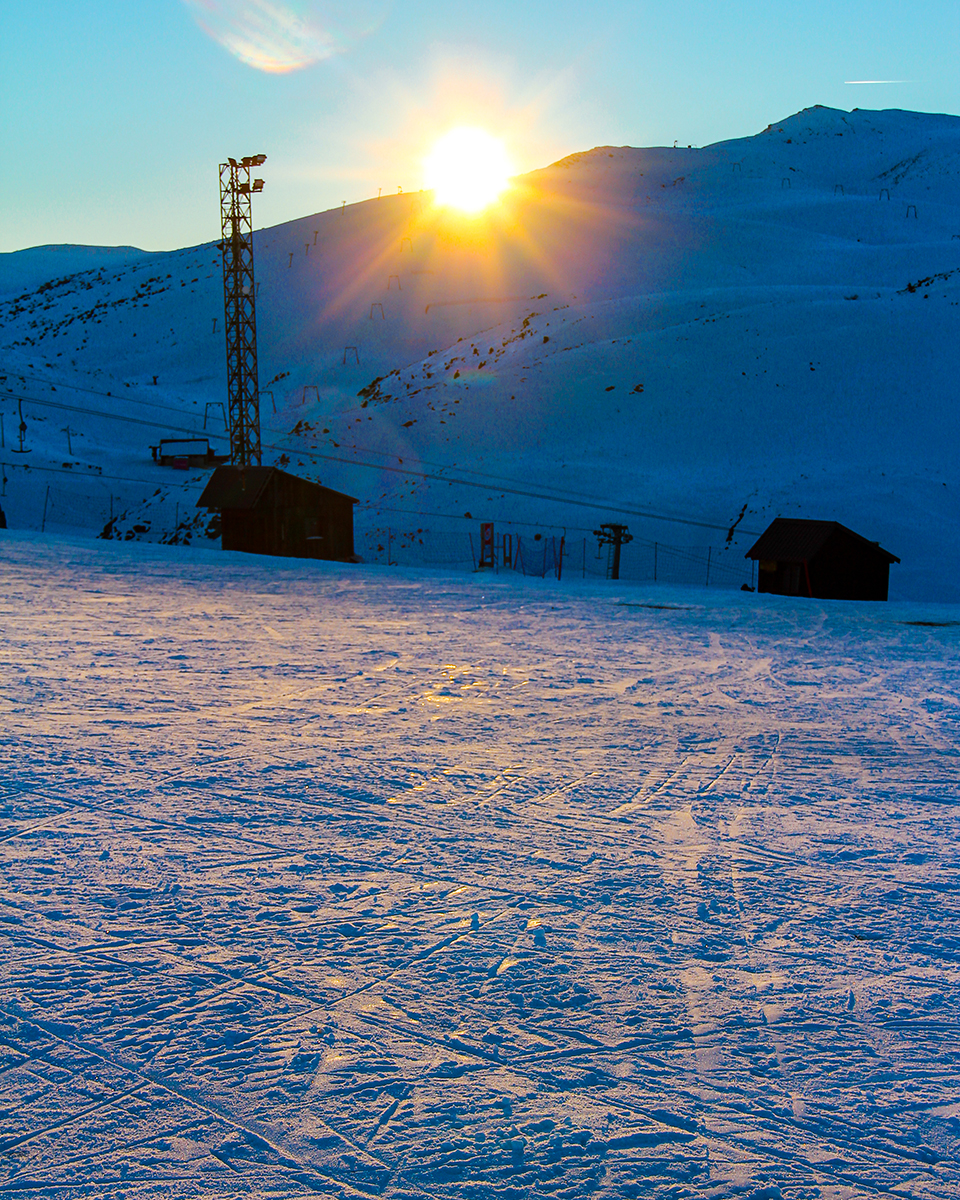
left=424, top=128, right=512, bottom=214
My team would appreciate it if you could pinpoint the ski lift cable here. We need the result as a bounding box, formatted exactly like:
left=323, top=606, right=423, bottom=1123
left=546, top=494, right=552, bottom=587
left=0, top=387, right=761, bottom=536
left=2, top=368, right=678, bottom=506
left=2, top=367, right=742, bottom=516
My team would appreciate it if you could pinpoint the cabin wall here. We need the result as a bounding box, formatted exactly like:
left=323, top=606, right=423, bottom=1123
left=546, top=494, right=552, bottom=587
left=220, top=479, right=355, bottom=561
left=809, top=532, right=890, bottom=601
left=755, top=541, right=891, bottom=601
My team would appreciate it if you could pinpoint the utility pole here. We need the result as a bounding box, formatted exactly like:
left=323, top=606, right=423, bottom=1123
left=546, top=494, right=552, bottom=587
left=219, top=153, right=266, bottom=467
left=594, top=522, right=633, bottom=580
left=62, top=426, right=77, bottom=455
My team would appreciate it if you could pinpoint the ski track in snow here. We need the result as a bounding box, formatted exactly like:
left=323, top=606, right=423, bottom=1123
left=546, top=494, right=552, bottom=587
left=2, top=533, right=960, bottom=1199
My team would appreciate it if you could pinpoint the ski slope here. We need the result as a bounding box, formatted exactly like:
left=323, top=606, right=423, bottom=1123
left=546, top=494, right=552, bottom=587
left=2, top=531, right=960, bottom=1197
left=1, top=104, right=959, bottom=597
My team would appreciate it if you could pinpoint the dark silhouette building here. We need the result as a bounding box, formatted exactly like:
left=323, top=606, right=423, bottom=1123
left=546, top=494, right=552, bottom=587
left=745, top=518, right=899, bottom=600
left=197, top=466, right=357, bottom=561
left=151, top=438, right=228, bottom=468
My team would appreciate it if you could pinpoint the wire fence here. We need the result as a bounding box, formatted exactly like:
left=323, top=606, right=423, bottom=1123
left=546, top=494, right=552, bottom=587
left=8, top=486, right=756, bottom=590
left=358, top=528, right=756, bottom=589
left=2, top=481, right=212, bottom=545
left=39, top=485, right=118, bottom=534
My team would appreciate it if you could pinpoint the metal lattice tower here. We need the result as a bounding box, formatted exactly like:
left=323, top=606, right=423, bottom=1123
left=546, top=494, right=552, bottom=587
left=219, top=154, right=266, bottom=467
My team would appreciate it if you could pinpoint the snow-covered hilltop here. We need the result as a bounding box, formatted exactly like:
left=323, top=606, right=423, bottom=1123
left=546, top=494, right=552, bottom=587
left=1, top=106, right=958, bottom=597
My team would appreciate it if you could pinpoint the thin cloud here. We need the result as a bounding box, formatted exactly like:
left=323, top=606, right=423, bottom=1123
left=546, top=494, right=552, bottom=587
left=844, top=79, right=912, bottom=85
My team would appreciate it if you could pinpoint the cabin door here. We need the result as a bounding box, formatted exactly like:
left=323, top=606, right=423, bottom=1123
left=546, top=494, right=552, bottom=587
left=779, top=562, right=802, bottom=595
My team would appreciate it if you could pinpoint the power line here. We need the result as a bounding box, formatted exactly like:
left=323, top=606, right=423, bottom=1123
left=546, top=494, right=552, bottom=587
left=3, top=368, right=650, bottom=504
left=357, top=504, right=752, bottom=549
left=3, top=367, right=742, bottom=520
left=0, top=388, right=218, bottom=440
left=0, top=460, right=191, bottom=487
left=1, top=368, right=760, bottom=534
left=0, top=368, right=214, bottom=421
left=1, top=386, right=760, bottom=536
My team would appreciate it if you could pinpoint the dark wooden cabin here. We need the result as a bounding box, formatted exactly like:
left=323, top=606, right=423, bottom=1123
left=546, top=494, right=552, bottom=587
left=745, top=518, right=899, bottom=601
left=197, top=466, right=357, bottom=561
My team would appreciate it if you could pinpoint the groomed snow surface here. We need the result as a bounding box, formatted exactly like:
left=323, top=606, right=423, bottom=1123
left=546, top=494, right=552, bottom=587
left=3, top=532, right=959, bottom=1199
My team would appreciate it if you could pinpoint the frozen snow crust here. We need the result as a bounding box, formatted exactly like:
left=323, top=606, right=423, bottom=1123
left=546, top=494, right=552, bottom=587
left=1, top=105, right=959, bottom=598
left=2, top=531, right=960, bottom=1196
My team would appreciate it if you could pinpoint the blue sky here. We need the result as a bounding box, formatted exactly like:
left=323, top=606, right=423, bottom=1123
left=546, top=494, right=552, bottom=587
left=1, top=0, right=957, bottom=253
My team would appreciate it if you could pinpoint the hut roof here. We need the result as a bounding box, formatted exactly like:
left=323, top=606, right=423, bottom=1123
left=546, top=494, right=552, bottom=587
left=197, top=466, right=357, bottom=510
left=745, top=517, right=899, bottom=564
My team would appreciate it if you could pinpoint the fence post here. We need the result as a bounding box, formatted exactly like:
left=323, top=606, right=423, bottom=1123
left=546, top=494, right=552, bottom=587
left=557, top=536, right=564, bottom=581
left=41, top=485, right=50, bottom=532
left=388, top=528, right=393, bottom=565
left=469, top=533, right=476, bottom=569
left=654, top=541, right=658, bottom=582
left=705, top=546, right=711, bottom=587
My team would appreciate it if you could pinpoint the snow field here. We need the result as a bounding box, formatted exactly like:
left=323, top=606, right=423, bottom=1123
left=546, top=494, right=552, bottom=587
left=2, top=533, right=960, bottom=1197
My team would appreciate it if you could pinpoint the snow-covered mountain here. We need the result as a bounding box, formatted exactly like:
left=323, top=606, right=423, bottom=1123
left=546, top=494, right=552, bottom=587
left=2, top=105, right=958, bottom=598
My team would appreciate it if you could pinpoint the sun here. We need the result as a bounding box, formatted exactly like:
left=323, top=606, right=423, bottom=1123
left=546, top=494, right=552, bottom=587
left=424, top=127, right=512, bottom=214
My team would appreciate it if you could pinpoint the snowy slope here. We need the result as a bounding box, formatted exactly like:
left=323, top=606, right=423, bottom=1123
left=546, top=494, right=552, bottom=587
left=1, top=105, right=959, bottom=597
left=3, top=531, right=960, bottom=1197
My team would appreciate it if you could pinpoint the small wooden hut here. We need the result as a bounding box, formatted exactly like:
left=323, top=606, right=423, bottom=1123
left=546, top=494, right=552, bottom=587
left=197, top=466, right=357, bottom=561
left=745, top=517, right=899, bottom=600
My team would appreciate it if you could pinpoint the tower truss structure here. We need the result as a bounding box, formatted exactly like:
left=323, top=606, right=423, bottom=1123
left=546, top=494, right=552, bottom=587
left=219, top=154, right=266, bottom=467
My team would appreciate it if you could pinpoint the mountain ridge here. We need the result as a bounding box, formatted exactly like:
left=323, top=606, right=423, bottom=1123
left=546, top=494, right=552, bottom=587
left=1, top=105, right=957, bottom=598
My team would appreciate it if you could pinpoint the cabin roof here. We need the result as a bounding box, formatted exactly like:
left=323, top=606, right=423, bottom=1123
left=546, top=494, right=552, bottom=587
left=745, top=517, right=900, bottom=564
left=197, top=465, right=358, bottom=510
